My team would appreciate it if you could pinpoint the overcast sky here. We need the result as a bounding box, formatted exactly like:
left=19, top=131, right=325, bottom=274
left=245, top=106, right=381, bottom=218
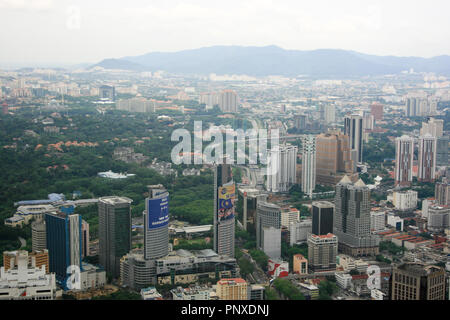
left=1, top=0, right=449, bottom=67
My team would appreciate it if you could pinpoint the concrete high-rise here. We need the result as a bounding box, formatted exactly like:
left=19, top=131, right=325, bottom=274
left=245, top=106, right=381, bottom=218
left=333, top=176, right=379, bottom=257
left=370, top=103, right=384, bottom=121
left=301, top=135, right=316, bottom=197
left=266, top=144, right=298, bottom=193
left=436, top=136, right=449, bottom=167
left=435, top=179, right=450, bottom=206
left=323, top=105, right=335, bottom=124
left=213, top=162, right=235, bottom=257
left=307, top=233, right=338, bottom=272
left=98, top=196, right=132, bottom=278
left=395, top=135, right=415, bottom=187
left=256, top=202, right=281, bottom=253
left=312, top=201, right=334, bottom=236
left=418, top=135, right=437, bottom=183
left=144, top=185, right=169, bottom=260
left=316, top=131, right=355, bottom=186
left=344, top=114, right=363, bottom=163
left=81, top=220, right=90, bottom=258
left=390, top=263, right=446, bottom=300
left=420, top=117, right=444, bottom=138
left=219, top=90, right=238, bottom=113
left=31, top=220, right=46, bottom=252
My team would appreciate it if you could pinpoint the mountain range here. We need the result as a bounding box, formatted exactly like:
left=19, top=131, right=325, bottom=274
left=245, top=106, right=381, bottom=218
left=93, top=45, right=450, bottom=77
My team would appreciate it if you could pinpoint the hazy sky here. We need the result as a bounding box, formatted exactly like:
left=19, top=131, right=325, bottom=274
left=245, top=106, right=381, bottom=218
left=1, top=0, right=450, bottom=67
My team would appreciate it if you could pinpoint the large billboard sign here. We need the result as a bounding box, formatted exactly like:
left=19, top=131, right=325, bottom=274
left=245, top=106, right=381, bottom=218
left=218, top=184, right=235, bottom=221
left=147, top=195, right=169, bottom=230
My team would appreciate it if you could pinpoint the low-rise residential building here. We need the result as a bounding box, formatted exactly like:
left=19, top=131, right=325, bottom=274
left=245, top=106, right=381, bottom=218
left=140, top=287, right=163, bottom=300
left=171, top=285, right=213, bottom=300
left=293, top=254, right=308, bottom=275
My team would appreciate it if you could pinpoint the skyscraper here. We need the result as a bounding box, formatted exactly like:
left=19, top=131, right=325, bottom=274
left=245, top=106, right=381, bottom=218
left=214, top=162, right=235, bottom=257
left=98, top=196, right=132, bottom=278
left=81, top=220, right=90, bottom=258
left=435, top=178, right=450, bottom=206
left=370, top=102, right=384, bottom=121
left=315, top=131, right=355, bottom=186
left=219, top=90, right=238, bottom=113
left=307, top=233, right=338, bottom=272
left=390, top=263, right=446, bottom=300
left=301, top=135, right=316, bottom=197
left=256, top=202, right=282, bottom=259
left=323, top=105, right=335, bottom=124
left=436, top=136, right=449, bottom=167
left=420, top=117, right=444, bottom=138
left=418, top=135, right=437, bottom=183
left=333, top=176, right=379, bottom=257
left=344, top=114, right=363, bottom=164
left=266, top=144, right=298, bottom=193
left=395, top=135, right=415, bottom=187
left=31, top=220, right=46, bottom=252
left=312, top=201, right=334, bottom=236
left=144, top=185, right=169, bottom=260
left=45, top=212, right=82, bottom=284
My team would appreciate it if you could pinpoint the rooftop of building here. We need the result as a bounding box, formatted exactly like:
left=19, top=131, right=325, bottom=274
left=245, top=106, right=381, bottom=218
left=217, top=278, right=246, bottom=285
left=98, top=196, right=133, bottom=205
left=396, top=263, right=444, bottom=276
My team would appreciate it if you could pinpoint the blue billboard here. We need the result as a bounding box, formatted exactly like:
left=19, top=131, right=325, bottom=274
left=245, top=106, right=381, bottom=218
left=147, top=195, right=169, bottom=230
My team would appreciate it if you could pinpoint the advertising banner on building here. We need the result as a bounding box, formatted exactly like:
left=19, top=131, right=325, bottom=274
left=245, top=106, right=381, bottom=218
left=218, top=184, right=235, bottom=221
left=147, top=195, right=169, bottom=230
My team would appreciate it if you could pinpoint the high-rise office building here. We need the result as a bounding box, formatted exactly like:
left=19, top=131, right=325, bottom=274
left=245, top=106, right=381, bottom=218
left=144, top=185, right=169, bottom=260
left=333, top=176, right=379, bottom=257
left=307, top=233, right=338, bottom=272
left=31, top=220, right=46, bottom=252
left=45, top=212, right=82, bottom=284
left=427, top=206, right=450, bottom=233
left=98, top=196, right=132, bottom=278
left=435, top=179, right=450, bottom=206
left=312, top=201, right=334, bottom=236
left=261, top=227, right=281, bottom=259
left=315, top=131, right=355, bottom=186
left=98, top=85, right=115, bottom=101
left=256, top=202, right=281, bottom=253
left=344, top=114, right=363, bottom=163
left=81, top=220, right=90, bottom=258
left=390, top=263, right=446, bottom=300
left=322, top=105, right=335, bottom=124
left=370, top=103, right=384, bottom=121
left=301, top=135, right=316, bottom=197
left=436, top=136, right=449, bottom=167
left=213, top=162, right=235, bottom=257
left=266, top=144, right=298, bottom=193
left=395, top=135, right=415, bottom=187
left=418, top=135, right=437, bottom=183
left=219, top=90, right=238, bottom=113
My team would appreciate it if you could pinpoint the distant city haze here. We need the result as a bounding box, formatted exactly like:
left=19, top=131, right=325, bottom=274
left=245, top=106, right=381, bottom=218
left=1, top=0, right=450, bottom=67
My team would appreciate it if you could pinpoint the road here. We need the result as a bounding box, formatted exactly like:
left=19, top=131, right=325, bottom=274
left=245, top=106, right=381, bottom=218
left=241, top=250, right=270, bottom=286
left=18, top=237, right=26, bottom=248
